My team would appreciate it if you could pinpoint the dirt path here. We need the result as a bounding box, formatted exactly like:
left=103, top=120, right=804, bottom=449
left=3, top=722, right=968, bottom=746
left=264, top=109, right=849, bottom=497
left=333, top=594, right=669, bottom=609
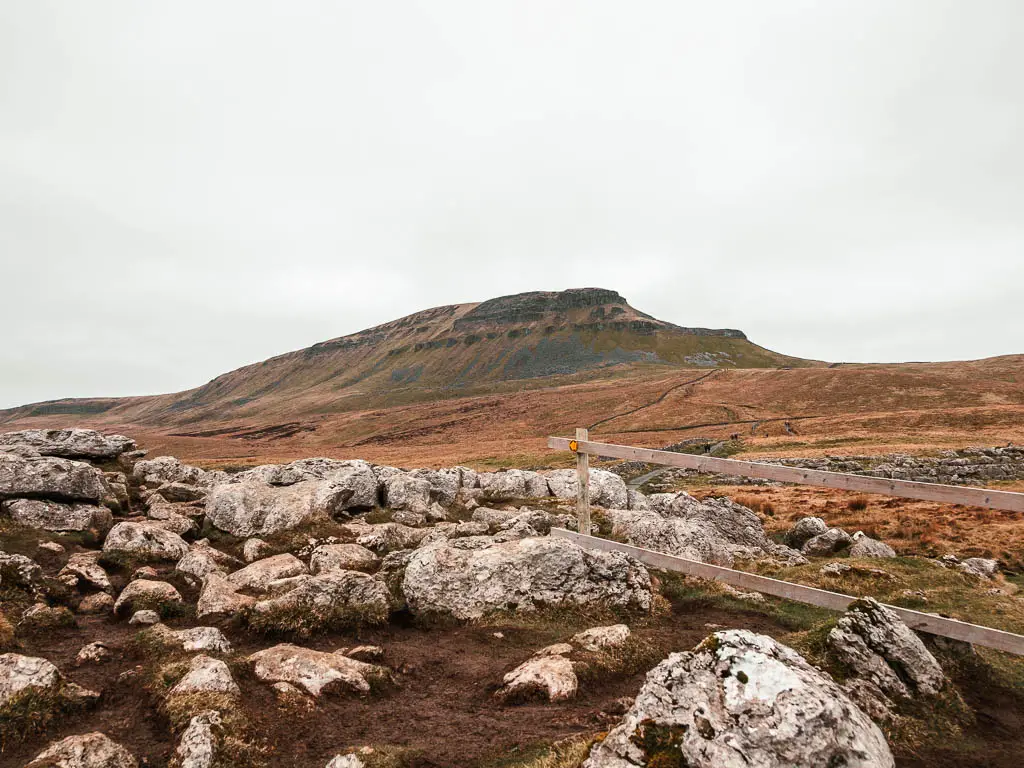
left=587, top=370, right=720, bottom=432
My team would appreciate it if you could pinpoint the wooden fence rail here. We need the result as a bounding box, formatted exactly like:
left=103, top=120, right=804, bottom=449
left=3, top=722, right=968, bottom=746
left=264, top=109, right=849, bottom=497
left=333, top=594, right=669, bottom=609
left=547, top=432, right=1024, bottom=655
left=551, top=529, right=1024, bottom=656
left=547, top=436, right=1024, bottom=513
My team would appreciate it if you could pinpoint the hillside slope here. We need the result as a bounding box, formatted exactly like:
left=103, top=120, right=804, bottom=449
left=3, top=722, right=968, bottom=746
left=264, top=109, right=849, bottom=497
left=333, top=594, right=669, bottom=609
left=0, top=288, right=812, bottom=427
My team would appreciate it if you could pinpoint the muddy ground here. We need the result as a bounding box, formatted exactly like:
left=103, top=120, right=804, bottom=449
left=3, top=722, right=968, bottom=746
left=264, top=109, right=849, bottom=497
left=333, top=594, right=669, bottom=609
left=4, top=587, right=1023, bottom=768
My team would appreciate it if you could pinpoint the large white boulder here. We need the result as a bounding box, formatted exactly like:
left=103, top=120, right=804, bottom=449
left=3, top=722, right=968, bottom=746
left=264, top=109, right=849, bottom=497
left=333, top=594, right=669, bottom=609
left=102, top=521, right=189, bottom=561
left=0, top=652, right=61, bottom=708
left=1, top=498, right=112, bottom=533
left=545, top=469, right=628, bottom=508
left=496, top=654, right=577, bottom=703
left=584, top=630, right=893, bottom=768
left=382, top=473, right=432, bottom=512
left=0, top=429, right=136, bottom=461
left=204, top=479, right=348, bottom=537
left=0, top=454, right=107, bottom=502
left=402, top=537, right=651, bottom=620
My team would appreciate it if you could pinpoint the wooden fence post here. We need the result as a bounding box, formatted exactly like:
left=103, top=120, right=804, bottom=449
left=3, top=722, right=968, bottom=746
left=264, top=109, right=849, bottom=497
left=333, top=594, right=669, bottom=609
left=575, top=427, right=591, bottom=536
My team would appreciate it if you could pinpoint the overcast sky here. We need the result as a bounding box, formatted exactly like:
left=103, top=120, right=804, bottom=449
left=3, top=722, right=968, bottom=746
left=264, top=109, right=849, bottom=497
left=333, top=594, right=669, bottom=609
left=2, top=1, right=1022, bottom=409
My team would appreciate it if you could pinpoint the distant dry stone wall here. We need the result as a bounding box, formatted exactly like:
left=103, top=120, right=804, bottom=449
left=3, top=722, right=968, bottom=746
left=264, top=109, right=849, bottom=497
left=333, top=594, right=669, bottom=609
left=619, top=446, right=1024, bottom=488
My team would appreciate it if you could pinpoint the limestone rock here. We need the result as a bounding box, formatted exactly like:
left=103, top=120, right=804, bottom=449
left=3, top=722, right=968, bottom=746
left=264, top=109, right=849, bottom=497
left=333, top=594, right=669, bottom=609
left=802, top=527, right=854, bottom=557
left=249, top=643, right=388, bottom=696
left=0, top=652, right=62, bottom=707
left=78, top=592, right=115, bottom=614
left=352, top=522, right=429, bottom=553
left=326, top=754, right=366, bottom=768
left=173, top=711, right=221, bottom=768
left=572, top=624, right=631, bottom=652
left=958, top=557, right=999, bottom=579
left=169, top=654, right=240, bottom=697
left=227, top=553, right=308, bottom=592
left=545, top=468, right=628, bottom=508
left=60, top=551, right=112, bottom=593
left=242, top=538, right=270, bottom=563
left=176, top=542, right=241, bottom=584
left=103, top=521, right=189, bottom=562
left=784, top=516, right=828, bottom=548
left=0, top=429, right=135, bottom=461
left=113, top=579, right=182, bottom=615
left=497, top=654, right=577, bottom=702
left=250, top=570, right=390, bottom=627
left=827, top=597, right=945, bottom=701
left=25, top=732, right=139, bottom=768
left=0, top=454, right=107, bottom=502
left=606, top=499, right=800, bottom=568
left=402, top=537, right=651, bottom=620
left=0, top=551, right=44, bottom=593
left=129, top=609, right=161, bottom=625
left=383, top=473, right=431, bottom=512
left=1, top=499, right=112, bottom=533
left=849, top=533, right=897, bottom=559
left=132, top=456, right=210, bottom=487
left=583, top=630, right=893, bottom=768
left=205, top=479, right=352, bottom=537
left=149, top=624, right=233, bottom=654
left=310, top=543, right=380, bottom=574
left=197, top=574, right=255, bottom=619
left=76, top=642, right=111, bottom=666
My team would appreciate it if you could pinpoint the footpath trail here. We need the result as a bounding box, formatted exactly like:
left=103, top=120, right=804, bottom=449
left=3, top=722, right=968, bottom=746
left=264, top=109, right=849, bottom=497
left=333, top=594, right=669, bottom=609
left=587, top=369, right=720, bottom=431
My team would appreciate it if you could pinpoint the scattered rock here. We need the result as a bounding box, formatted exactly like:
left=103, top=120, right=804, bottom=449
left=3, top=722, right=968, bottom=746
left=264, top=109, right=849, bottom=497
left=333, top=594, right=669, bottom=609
left=1, top=498, right=112, bottom=533
left=571, top=624, right=631, bottom=652
left=849, top=533, right=897, bottom=559
left=205, top=479, right=342, bottom=537
left=76, top=642, right=111, bottom=665
left=958, top=557, right=999, bottom=580
left=60, top=551, right=112, bottom=593
left=820, top=562, right=852, bottom=577
left=0, top=453, right=108, bottom=502
left=827, top=597, right=945, bottom=702
left=0, top=652, right=61, bottom=708
left=0, top=551, right=45, bottom=593
left=176, top=542, right=241, bottom=584
left=784, top=516, right=828, bottom=548
left=802, top=527, right=854, bottom=557
left=383, top=473, right=432, bottom=512
left=402, top=537, right=651, bottom=620
left=583, top=630, right=893, bottom=768
left=25, top=732, right=139, bottom=768
left=496, top=654, right=577, bottom=703
left=326, top=754, right=366, bottom=768
left=20, top=603, right=75, bottom=631
left=249, top=643, right=389, bottom=696
left=78, top=593, right=115, bottom=614
left=103, top=521, right=189, bottom=562
left=227, top=553, right=308, bottom=592
left=114, top=579, right=183, bottom=616
left=249, top=570, right=390, bottom=633
left=129, top=609, right=161, bottom=625
left=174, top=710, right=222, bottom=768
left=169, top=654, right=240, bottom=697
left=196, top=574, right=255, bottom=619
left=242, top=538, right=270, bottom=563
left=310, top=543, right=381, bottom=574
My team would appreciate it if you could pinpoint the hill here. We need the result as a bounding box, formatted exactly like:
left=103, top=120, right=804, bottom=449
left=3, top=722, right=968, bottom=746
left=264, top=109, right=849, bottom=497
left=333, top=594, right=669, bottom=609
left=0, top=287, right=810, bottom=427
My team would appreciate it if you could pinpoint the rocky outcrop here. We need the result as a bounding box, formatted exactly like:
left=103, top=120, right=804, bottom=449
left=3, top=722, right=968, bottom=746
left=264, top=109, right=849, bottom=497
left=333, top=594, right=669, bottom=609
left=402, top=537, right=651, bottom=620
left=584, top=630, right=893, bottom=768
left=545, top=468, right=628, bottom=508
left=1, top=498, right=112, bottom=533
left=132, top=456, right=214, bottom=487
left=25, top=732, right=139, bottom=768
left=249, top=643, right=389, bottom=696
left=828, top=598, right=945, bottom=704
left=606, top=494, right=801, bottom=567
left=103, top=521, right=189, bottom=561
left=310, top=543, right=380, bottom=574
left=0, top=429, right=135, bottom=461
left=0, top=454, right=108, bottom=502
left=205, top=479, right=351, bottom=537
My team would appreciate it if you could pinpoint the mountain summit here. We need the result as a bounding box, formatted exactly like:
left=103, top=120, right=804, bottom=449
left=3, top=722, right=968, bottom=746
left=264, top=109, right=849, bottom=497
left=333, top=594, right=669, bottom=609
left=1, top=288, right=810, bottom=427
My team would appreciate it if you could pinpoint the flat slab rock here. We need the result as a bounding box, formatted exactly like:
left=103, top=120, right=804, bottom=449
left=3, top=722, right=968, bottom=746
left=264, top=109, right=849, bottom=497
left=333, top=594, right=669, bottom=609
left=584, top=630, right=893, bottom=768
left=102, top=521, right=189, bottom=561
left=0, top=652, right=62, bottom=707
left=249, top=643, right=388, bottom=696
left=0, top=454, right=108, bottom=502
left=1, top=498, right=112, bottom=532
left=402, top=536, right=651, bottom=620
left=25, top=732, right=139, bottom=768
left=497, top=654, right=577, bottom=703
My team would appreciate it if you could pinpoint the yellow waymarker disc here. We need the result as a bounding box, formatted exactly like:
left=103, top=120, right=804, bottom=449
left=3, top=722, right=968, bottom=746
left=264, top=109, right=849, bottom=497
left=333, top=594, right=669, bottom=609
left=569, top=440, right=578, bottom=452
